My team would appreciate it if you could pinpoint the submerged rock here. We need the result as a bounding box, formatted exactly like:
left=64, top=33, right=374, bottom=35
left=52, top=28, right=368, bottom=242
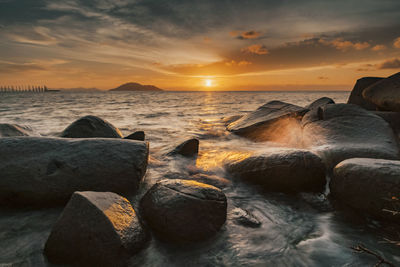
left=222, top=115, right=243, bottom=126
left=61, top=115, right=123, bottom=138
left=0, top=124, right=32, bottom=137
left=0, top=137, right=148, bottom=205
left=226, top=100, right=308, bottom=142
left=44, top=191, right=148, bottom=266
left=140, top=179, right=227, bottom=242
left=331, top=158, right=400, bottom=222
left=231, top=208, right=261, bottom=228
left=125, top=131, right=145, bottom=141
left=168, top=138, right=199, bottom=158
left=225, top=149, right=326, bottom=193
left=363, top=72, right=400, bottom=111
left=302, top=104, right=399, bottom=168
left=347, top=77, right=383, bottom=110
left=306, top=97, right=335, bottom=110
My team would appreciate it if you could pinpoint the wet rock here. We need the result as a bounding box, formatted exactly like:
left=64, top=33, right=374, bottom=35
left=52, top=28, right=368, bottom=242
left=225, top=149, right=326, bottom=193
left=363, top=72, right=400, bottom=111
left=302, top=104, right=399, bottom=169
left=140, top=179, right=227, bottom=242
left=226, top=100, right=308, bottom=141
left=61, top=115, right=123, bottom=138
left=0, top=124, right=32, bottom=137
left=168, top=138, right=199, bottom=158
left=222, top=115, right=243, bottom=126
left=373, top=111, right=400, bottom=139
left=0, top=137, right=148, bottom=205
left=189, top=173, right=231, bottom=189
left=306, top=97, right=335, bottom=110
left=231, top=208, right=261, bottom=228
left=347, top=77, right=383, bottom=110
left=44, top=191, right=148, bottom=266
left=125, top=131, right=145, bottom=141
left=331, top=158, right=400, bottom=222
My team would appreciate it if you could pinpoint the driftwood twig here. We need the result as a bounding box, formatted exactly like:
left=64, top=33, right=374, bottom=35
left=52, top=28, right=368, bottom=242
left=350, top=244, right=395, bottom=267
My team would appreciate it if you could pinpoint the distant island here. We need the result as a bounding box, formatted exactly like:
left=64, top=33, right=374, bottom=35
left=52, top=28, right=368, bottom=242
left=109, top=82, right=163, bottom=92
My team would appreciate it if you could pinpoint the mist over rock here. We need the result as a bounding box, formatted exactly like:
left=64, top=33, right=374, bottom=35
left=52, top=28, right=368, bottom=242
left=109, top=82, right=163, bottom=92
left=61, top=115, right=123, bottom=138
left=0, top=137, right=149, bottom=205
left=44, top=191, right=148, bottom=266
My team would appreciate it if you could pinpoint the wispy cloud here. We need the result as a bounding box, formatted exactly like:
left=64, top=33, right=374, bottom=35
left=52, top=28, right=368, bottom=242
left=241, top=44, right=269, bottom=55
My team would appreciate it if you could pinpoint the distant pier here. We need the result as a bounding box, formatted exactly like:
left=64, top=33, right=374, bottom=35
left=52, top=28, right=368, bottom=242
left=0, top=85, right=57, bottom=93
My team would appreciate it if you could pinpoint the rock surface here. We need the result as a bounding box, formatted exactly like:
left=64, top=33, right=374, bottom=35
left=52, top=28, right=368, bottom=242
left=44, top=191, right=148, bottom=266
left=125, top=131, right=145, bottom=141
left=226, top=100, right=308, bottom=141
left=306, top=97, right=335, bottom=110
left=331, top=158, right=400, bottom=222
left=189, top=173, right=231, bottom=189
left=373, top=111, right=400, bottom=139
left=0, top=137, right=148, bottom=205
left=61, top=115, right=123, bottom=138
left=225, top=149, right=326, bottom=192
left=168, top=138, right=199, bottom=158
left=231, top=208, right=261, bottom=228
left=0, top=124, right=32, bottom=137
left=347, top=77, right=383, bottom=110
left=302, top=104, right=399, bottom=168
left=140, top=179, right=227, bottom=242
left=363, top=72, right=400, bottom=111
left=222, top=115, right=243, bottom=126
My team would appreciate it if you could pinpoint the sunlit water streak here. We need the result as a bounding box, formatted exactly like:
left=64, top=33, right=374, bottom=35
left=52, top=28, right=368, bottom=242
left=0, top=91, right=399, bottom=266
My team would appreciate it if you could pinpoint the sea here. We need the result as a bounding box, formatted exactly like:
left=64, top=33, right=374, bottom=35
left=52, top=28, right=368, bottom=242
left=0, top=91, right=399, bottom=266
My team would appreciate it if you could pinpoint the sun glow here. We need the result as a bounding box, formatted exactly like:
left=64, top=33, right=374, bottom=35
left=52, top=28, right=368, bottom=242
left=204, top=79, right=213, bottom=87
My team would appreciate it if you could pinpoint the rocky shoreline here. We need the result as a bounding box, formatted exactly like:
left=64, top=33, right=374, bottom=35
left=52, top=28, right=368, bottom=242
left=0, top=72, right=399, bottom=266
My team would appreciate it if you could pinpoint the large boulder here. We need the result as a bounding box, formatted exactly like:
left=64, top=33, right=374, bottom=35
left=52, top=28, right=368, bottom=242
left=331, top=158, right=400, bottom=222
left=373, top=111, right=400, bottom=139
left=61, top=115, right=123, bottom=138
left=225, top=149, right=326, bottom=192
left=306, top=97, right=335, bottom=110
left=124, top=131, right=145, bottom=141
left=168, top=138, right=199, bottom=158
left=347, top=77, right=383, bottom=110
left=363, top=72, right=400, bottom=111
left=140, top=179, right=227, bottom=242
left=302, top=104, right=399, bottom=168
left=44, top=191, right=148, bottom=266
left=0, top=124, right=32, bottom=137
left=226, top=100, right=308, bottom=142
left=0, top=137, right=148, bottom=205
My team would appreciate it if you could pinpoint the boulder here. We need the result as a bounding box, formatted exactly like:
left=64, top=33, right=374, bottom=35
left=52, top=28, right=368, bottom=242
left=225, top=149, right=326, bottom=193
left=125, top=131, right=145, bottom=141
left=302, top=104, right=399, bottom=169
left=363, top=72, right=400, bottom=111
left=168, top=138, right=199, bottom=158
left=0, top=137, right=148, bottom=205
left=0, top=124, right=32, bottom=137
left=61, top=115, right=123, bottom=138
left=230, top=208, right=261, bottom=228
left=226, top=100, right=308, bottom=141
left=331, top=158, right=400, bottom=222
left=44, top=191, right=148, bottom=266
left=347, top=77, right=383, bottom=110
left=189, top=173, right=231, bottom=189
left=306, top=97, right=335, bottom=110
left=140, top=179, right=227, bottom=242
left=373, top=111, right=400, bottom=139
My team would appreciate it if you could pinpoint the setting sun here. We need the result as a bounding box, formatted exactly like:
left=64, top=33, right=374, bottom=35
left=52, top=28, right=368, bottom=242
left=204, top=79, right=213, bottom=87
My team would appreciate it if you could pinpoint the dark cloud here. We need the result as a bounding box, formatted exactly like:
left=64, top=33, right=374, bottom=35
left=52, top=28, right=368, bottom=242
left=231, top=30, right=262, bottom=40
left=377, top=58, right=400, bottom=69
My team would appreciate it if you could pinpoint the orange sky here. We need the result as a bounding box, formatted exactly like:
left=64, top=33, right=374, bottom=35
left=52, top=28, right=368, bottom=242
left=0, top=0, right=400, bottom=91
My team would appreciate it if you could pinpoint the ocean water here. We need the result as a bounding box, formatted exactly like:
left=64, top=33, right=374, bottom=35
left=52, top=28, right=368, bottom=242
left=0, top=91, right=399, bottom=266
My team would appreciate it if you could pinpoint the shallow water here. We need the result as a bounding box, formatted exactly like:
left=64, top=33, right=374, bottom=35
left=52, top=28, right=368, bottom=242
left=0, top=91, right=399, bottom=266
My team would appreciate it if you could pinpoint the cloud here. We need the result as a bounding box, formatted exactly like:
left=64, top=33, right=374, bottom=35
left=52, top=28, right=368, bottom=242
left=241, top=44, right=269, bottom=55
left=394, top=37, right=400, bottom=48
left=318, top=76, right=329, bottom=80
left=319, top=38, right=370, bottom=51
left=377, top=58, right=400, bottom=69
left=371, top=44, right=386, bottom=51
left=230, top=30, right=261, bottom=40
left=225, top=60, right=252, bottom=67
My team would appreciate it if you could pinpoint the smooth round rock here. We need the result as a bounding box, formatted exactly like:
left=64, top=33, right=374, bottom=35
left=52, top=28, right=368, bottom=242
left=347, top=77, right=383, bottom=110
left=140, top=179, right=227, bottom=242
left=61, top=115, right=123, bottom=138
left=125, top=131, right=145, bottom=141
left=331, top=158, right=400, bottom=222
left=306, top=97, right=335, bottom=110
left=44, top=191, right=148, bottom=266
left=363, top=72, right=400, bottom=111
left=225, top=149, right=326, bottom=193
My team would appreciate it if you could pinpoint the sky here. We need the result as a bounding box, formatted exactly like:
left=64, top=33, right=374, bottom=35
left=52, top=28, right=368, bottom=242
left=1, top=0, right=400, bottom=91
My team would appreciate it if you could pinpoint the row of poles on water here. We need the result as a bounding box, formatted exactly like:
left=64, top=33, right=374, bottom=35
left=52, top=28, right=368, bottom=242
left=0, top=85, right=48, bottom=92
